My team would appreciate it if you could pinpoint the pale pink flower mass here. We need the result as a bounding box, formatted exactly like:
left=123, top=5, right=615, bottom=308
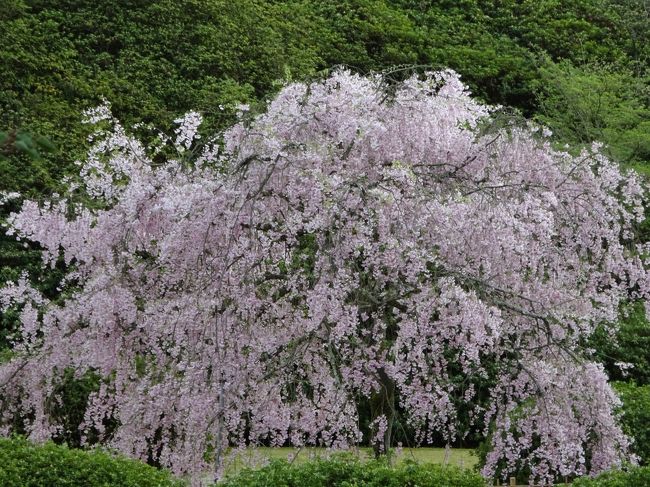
left=1, top=70, right=647, bottom=485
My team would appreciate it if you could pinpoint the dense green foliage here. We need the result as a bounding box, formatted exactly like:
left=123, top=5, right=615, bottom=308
left=0, top=436, right=185, bottom=486
left=219, top=455, right=486, bottom=487
left=534, top=60, right=650, bottom=169
left=591, top=303, right=650, bottom=386
left=613, top=382, right=650, bottom=466
left=1, top=0, right=649, bottom=190
left=572, top=466, right=650, bottom=487
left=0, top=130, right=54, bottom=163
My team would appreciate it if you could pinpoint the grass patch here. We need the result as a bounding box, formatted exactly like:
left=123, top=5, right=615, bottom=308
left=220, top=446, right=476, bottom=477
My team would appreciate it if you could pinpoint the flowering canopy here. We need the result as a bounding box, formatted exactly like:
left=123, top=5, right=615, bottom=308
left=1, top=70, right=648, bottom=484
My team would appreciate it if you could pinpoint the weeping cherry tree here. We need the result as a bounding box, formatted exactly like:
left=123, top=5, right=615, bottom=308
left=1, top=70, right=649, bottom=485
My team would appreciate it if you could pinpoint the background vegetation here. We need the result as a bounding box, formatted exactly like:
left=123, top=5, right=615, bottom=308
left=2, top=0, right=649, bottom=191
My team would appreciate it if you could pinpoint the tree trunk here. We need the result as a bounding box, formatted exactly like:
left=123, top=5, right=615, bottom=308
left=370, top=368, right=396, bottom=459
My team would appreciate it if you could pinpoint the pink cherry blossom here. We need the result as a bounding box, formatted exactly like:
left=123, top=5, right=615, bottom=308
left=1, top=70, right=647, bottom=485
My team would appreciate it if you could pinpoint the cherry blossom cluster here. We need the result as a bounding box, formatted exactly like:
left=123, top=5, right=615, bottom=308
left=1, top=70, right=647, bottom=485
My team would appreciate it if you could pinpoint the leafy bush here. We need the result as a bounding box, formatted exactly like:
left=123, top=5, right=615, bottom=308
left=218, top=455, right=486, bottom=487
left=613, top=382, right=650, bottom=465
left=0, top=436, right=185, bottom=487
left=534, top=59, right=650, bottom=167
left=572, top=466, right=650, bottom=486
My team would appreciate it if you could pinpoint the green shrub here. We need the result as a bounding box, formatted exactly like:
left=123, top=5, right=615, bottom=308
left=0, top=436, right=185, bottom=487
left=218, top=454, right=486, bottom=487
left=613, top=382, right=650, bottom=465
left=572, top=466, right=650, bottom=486
left=534, top=59, right=650, bottom=166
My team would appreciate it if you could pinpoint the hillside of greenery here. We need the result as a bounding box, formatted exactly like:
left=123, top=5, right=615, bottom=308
left=2, top=0, right=650, bottom=189
left=1, top=0, right=650, bottom=475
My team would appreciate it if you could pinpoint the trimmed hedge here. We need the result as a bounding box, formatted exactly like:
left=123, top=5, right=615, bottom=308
left=572, top=466, right=650, bottom=486
left=0, top=436, right=185, bottom=487
left=218, top=454, right=486, bottom=487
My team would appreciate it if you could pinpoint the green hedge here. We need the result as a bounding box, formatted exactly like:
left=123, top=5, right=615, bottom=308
left=218, top=455, right=486, bottom=487
left=0, top=436, right=185, bottom=487
left=572, top=466, right=650, bottom=486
